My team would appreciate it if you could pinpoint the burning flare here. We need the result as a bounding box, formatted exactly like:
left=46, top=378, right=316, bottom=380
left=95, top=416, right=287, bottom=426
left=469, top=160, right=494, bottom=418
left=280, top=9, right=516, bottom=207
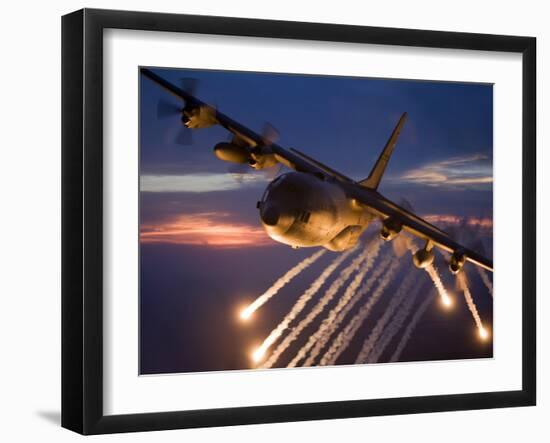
left=240, top=249, right=326, bottom=320
left=287, top=240, right=382, bottom=367
left=355, top=269, right=418, bottom=363
left=251, top=248, right=355, bottom=363
left=356, top=272, right=422, bottom=364
left=304, top=252, right=393, bottom=367
left=457, top=271, right=489, bottom=340
left=261, top=240, right=381, bottom=368
left=320, top=259, right=401, bottom=366
left=476, top=267, right=494, bottom=297
left=425, top=263, right=453, bottom=308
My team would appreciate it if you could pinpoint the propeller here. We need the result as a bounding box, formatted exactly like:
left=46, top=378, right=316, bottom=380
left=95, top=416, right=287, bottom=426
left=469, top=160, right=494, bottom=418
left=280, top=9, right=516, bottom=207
left=398, top=197, right=414, bottom=213
left=392, top=198, right=415, bottom=257
left=155, top=77, right=202, bottom=146
left=156, top=98, right=193, bottom=145
left=467, top=217, right=492, bottom=259
left=393, top=233, right=414, bottom=257
left=264, top=164, right=283, bottom=180
left=179, top=77, right=198, bottom=96
left=227, top=163, right=249, bottom=174
left=225, top=121, right=283, bottom=181
left=157, top=98, right=193, bottom=145
left=157, top=99, right=181, bottom=119
left=226, top=162, right=282, bottom=183
left=174, top=126, right=193, bottom=145
left=261, top=122, right=280, bottom=146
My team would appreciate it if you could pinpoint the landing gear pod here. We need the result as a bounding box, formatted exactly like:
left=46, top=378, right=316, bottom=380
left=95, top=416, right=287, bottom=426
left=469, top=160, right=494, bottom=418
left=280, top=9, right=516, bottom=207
left=413, top=240, right=435, bottom=269
left=413, top=248, right=435, bottom=269
left=380, top=218, right=402, bottom=241
left=449, top=250, right=466, bottom=274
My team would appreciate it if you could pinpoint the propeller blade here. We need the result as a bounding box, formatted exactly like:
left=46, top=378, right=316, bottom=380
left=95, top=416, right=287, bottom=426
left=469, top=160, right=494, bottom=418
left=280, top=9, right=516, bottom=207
left=174, top=126, right=193, bottom=145
left=392, top=233, right=413, bottom=257
left=227, top=164, right=251, bottom=184
left=261, top=122, right=279, bottom=146
left=157, top=99, right=181, bottom=119
left=228, top=163, right=250, bottom=174
left=445, top=225, right=458, bottom=240
left=263, top=164, right=283, bottom=180
left=180, top=77, right=199, bottom=96
left=398, top=198, right=414, bottom=213
left=471, top=239, right=487, bottom=256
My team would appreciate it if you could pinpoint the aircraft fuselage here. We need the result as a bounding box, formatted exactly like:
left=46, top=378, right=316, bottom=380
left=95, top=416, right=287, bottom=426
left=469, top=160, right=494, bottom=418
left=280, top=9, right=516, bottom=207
left=258, top=172, right=373, bottom=251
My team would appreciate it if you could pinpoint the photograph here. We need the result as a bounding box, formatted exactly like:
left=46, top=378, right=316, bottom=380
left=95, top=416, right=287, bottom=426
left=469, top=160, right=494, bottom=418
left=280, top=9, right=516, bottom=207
left=139, top=67, right=494, bottom=375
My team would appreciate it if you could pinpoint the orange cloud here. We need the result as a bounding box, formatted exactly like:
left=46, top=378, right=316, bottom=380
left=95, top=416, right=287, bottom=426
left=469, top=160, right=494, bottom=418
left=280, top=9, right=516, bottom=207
left=140, top=212, right=273, bottom=247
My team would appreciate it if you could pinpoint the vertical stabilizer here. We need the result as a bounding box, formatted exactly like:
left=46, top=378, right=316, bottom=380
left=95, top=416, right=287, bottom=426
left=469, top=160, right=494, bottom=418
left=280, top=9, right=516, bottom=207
left=359, top=112, right=407, bottom=190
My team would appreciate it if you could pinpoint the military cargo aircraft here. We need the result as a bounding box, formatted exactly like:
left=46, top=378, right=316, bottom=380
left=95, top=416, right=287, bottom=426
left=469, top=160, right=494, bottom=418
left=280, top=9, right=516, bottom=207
left=141, top=68, right=493, bottom=274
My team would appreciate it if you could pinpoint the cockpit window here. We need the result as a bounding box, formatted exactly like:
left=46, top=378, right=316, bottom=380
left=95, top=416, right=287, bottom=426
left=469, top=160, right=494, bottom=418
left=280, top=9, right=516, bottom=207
left=262, top=184, right=271, bottom=202
left=261, top=174, right=285, bottom=202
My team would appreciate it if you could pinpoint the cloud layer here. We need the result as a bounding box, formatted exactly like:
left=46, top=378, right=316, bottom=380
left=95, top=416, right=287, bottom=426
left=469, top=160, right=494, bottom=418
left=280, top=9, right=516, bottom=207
left=140, top=211, right=272, bottom=247
left=140, top=173, right=268, bottom=193
left=397, top=154, right=492, bottom=189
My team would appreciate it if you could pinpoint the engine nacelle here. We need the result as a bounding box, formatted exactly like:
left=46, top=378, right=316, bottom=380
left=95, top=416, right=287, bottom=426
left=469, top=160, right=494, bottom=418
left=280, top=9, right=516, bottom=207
left=249, top=152, right=278, bottom=170
left=380, top=218, right=402, bottom=241
left=413, top=248, right=435, bottom=269
left=449, top=250, right=466, bottom=274
left=183, top=105, right=217, bottom=129
left=213, top=142, right=250, bottom=164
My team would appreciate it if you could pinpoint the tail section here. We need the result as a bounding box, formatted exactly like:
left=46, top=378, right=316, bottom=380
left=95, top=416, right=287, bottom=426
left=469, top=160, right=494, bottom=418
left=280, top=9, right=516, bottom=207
left=359, top=112, right=407, bottom=190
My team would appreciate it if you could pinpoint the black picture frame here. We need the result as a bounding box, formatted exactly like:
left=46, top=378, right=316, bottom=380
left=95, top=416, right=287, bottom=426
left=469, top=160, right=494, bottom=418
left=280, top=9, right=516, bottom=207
left=62, top=8, right=536, bottom=435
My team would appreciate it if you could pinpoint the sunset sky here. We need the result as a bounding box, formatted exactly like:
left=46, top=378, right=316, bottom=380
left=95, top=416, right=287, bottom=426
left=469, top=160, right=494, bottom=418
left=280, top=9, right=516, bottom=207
left=139, top=68, right=493, bottom=374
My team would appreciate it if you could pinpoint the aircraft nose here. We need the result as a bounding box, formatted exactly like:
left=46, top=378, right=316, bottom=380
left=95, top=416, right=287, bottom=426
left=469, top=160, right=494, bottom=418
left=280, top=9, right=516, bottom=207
left=260, top=204, right=280, bottom=226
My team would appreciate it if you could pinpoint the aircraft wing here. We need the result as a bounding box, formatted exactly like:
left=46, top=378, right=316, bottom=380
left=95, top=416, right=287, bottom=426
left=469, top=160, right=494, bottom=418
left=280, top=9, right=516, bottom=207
left=141, top=68, right=492, bottom=272
left=141, top=68, right=354, bottom=181
left=351, top=186, right=493, bottom=272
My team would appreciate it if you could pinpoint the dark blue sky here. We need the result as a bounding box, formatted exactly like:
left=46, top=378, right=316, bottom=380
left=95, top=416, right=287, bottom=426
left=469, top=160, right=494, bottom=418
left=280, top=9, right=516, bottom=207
left=139, top=67, right=493, bottom=374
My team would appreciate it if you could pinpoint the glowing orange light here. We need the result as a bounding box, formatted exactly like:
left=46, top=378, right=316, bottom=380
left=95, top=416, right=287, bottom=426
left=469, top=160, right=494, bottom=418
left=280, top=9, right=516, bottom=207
left=252, top=347, right=265, bottom=363
left=240, top=307, right=253, bottom=321
left=479, top=327, right=489, bottom=340
left=441, top=294, right=453, bottom=309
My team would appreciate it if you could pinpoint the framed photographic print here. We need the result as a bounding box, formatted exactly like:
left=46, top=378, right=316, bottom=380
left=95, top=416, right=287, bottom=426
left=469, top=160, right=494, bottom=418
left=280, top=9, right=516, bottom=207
left=62, top=8, right=536, bottom=434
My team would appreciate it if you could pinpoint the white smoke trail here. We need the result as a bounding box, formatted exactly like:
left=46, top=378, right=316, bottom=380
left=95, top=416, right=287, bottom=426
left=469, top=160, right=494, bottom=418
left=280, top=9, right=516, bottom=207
left=355, top=270, right=418, bottom=363
left=361, top=276, right=425, bottom=364
left=476, top=267, right=494, bottom=297
left=262, top=241, right=378, bottom=368
left=287, top=240, right=383, bottom=368
left=303, top=252, right=393, bottom=367
left=240, top=249, right=326, bottom=320
left=320, top=259, right=401, bottom=366
left=389, top=291, right=435, bottom=363
left=251, top=247, right=356, bottom=364
left=425, top=263, right=453, bottom=308
left=457, top=270, right=489, bottom=339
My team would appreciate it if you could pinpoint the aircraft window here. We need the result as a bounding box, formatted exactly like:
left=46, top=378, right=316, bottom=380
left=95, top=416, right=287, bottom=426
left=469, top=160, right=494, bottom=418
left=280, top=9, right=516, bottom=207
left=299, top=212, right=311, bottom=223
left=261, top=175, right=284, bottom=202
